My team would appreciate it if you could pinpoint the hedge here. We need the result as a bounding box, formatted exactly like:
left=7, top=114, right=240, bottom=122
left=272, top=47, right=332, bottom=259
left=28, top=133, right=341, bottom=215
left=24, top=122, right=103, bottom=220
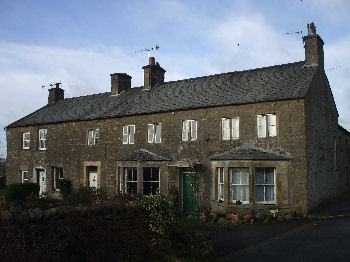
left=4, top=183, right=40, bottom=208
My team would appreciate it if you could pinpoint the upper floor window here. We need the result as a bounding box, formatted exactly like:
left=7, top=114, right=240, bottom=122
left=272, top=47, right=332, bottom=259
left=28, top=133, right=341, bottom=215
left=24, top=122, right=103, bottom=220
left=123, top=125, right=135, bottom=144
left=257, top=113, right=276, bottom=138
left=88, top=129, right=100, bottom=146
left=255, top=167, right=275, bottom=203
left=148, top=123, right=162, bottom=143
left=22, top=132, right=30, bottom=149
left=182, top=120, right=197, bottom=141
left=38, top=129, right=47, bottom=150
left=222, top=117, right=239, bottom=140
left=217, top=167, right=224, bottom=201
left=21, top=170, right=29, bottom=183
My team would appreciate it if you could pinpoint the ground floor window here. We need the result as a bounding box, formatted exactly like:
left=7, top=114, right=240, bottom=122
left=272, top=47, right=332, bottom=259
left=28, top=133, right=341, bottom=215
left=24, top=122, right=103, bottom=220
left=52, top=167, right=63, bottom=190
left=217, top=167, right=224, bottom=201
left=255, top=167, right=275, bottom=203
left=229, top=168, right=249, bottom=203
left=21, top=170, right=29, bottom=183
left=143, top=167, right=159, bottom=195
left=124, top=167, right=137, bottom=193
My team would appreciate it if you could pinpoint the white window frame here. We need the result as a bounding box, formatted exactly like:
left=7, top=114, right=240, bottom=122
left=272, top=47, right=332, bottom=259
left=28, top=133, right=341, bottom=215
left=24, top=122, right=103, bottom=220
left=53, top=167, right=63, bottom=190
left=142, top=167, right=160, bottom=196
left=88, top=129, right=100, bottom=146
left=124, top=167, right=137, bottom=193
left=122, top=125, right=135, bottom=144
left=255, top=167, right=276, bottom=204
left=222, top=117, right=240, bottom=140
left=22, top=132, right=30, bottom=149
left=38, top=129, right=47, bottom=150
left=21, top=170, right=29, bottom=183
left=217, top=167, right=224, bottom=201
left=148, top=123, right=162, bottom=143
left=257, top=113, right=276, bottom=138
left=182, top=120, right=197, bottom=141
left=229, top=168, right=249, bottom=204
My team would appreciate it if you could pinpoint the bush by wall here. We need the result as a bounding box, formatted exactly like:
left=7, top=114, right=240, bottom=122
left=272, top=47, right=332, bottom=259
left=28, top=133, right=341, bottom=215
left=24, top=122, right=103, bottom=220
left=57, top=179, right=71, bottom=199
left=141, top=191, right=176, bottom=234
left=4, top=183, right=39, bottom=208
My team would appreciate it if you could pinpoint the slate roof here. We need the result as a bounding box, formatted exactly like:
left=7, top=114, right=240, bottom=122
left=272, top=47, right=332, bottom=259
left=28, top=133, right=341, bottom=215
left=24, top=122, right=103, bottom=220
left=210, top=144, right=292, bottom=161
left=7, top=61, right=318, bottom=128
left=117, top=149, right=171, bottom=161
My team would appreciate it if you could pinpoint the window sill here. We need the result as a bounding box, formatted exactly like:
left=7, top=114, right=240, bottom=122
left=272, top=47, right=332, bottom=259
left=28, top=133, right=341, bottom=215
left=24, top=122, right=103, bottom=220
left=22, top=148, right=30, bottom=150
left=255, top=201, right=276, bottom=204
left=38, top=148, right=47, bottom=151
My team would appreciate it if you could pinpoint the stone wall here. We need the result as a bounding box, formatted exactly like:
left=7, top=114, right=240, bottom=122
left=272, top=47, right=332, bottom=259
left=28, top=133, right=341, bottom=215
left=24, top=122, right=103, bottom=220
left=6, top=97, right=309, bottom=213
left=305, top=68, right=350, bottom=211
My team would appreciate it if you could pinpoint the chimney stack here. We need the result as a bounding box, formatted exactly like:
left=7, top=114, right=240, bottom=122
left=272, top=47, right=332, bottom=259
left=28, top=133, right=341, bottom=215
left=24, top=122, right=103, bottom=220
left=303, top=22, right=324, bottom=68
left=48, top=83, right=64, bottom=105
left=142, top=57, right=166, bottom=89
left=110, top=73, right=132, bottom=95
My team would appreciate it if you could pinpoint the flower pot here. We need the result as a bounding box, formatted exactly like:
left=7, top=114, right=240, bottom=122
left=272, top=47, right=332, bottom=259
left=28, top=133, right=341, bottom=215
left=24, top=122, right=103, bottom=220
left=233, top=214, right=240, bottom=222
left=200, top=212, right=207, bottom=217
left=210, top=212, right=219, bottom=219
left=226, top=213, right=234, bottom=219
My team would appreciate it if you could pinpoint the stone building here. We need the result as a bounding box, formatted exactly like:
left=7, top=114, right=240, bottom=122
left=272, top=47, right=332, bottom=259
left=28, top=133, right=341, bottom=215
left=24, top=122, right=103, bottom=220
left=5, top=23, right=350, bottom=214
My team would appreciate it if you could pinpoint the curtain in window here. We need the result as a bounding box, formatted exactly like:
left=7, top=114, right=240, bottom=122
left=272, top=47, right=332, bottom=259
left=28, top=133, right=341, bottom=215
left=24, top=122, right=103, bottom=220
left=155, top=124, right=161, bottom=143
left=222, top=118, right=230, bottom=140
left=232, top=117, right=239, bottom=139
left=182, top=121, right=189, bottom=141
left=148, top=124, right=154, bottom=143
left=229, top=168, right=249, bottom=202
left=190, top=120, right=197, bottom=140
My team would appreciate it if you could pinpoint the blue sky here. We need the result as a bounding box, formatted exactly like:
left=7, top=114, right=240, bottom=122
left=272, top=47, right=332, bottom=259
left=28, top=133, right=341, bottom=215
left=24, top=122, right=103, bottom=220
left=0, top=0, right=350, bottom=157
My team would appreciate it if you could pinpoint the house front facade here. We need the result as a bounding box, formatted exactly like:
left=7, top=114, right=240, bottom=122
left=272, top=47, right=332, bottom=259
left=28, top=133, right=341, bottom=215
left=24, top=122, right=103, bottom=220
left=5, top=23, right=350, bottom=215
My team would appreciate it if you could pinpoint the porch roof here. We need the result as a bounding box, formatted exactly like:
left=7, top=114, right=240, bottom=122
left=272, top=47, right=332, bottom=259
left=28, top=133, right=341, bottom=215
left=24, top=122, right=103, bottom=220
left=210, top=144, right=292, bottom=161
left=117, top=149, right=171, bottom=161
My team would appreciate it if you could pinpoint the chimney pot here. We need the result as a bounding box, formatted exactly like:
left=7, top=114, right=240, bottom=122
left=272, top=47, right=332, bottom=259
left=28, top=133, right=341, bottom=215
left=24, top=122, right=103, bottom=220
left=149, top=57, right=155, bottom=65
left=307, top=22, right=316, bottom=35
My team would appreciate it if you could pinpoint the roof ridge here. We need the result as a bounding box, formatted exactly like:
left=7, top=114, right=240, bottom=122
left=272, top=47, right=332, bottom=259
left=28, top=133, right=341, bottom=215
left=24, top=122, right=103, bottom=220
left=162, top=60, right=305, bottom=85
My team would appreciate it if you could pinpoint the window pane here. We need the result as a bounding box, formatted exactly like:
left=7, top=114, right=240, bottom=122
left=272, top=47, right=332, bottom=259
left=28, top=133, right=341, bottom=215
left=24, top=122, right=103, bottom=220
left=148, top=124, right=154, bottom=143
left=266, top=186, right=275, bottom=201
left=182, top=121, right=189, bottom=141
left=126, top=182, right=137, bottom=193
left=218, top=184, right=224, bottom=200
left=265, top=168, right=274, bottom=184
left=232, top=185, right=249, bottom=202
left=232, top=117, right=239, bottom=139
left=255, top=168, right=265, bottom=184
left=94, top=129, right=99, bottom=145
left=88, top=130, right=94, bottom=145
left=151, top=168, right=160, bottom=181
left=222, top=118, right=230, bottom=140
left=268, top=114, right=276, bottom=137
left=155, top=124, right=161, bottom=143
left=255, top=186, right=264, bottom=201
left=143, top=168, right=152, bottom=181
left=129, top=125, right=135, bottom=144
left=122, top=126, right=128, bottom=144
left=190, top=120, right=197, bottom=140
left=257, top=115, right=266, bottom=138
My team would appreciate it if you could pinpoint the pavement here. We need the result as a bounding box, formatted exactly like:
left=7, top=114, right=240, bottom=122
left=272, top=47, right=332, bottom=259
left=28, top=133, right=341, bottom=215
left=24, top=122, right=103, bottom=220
left=204, top=191, right=350, bottom=262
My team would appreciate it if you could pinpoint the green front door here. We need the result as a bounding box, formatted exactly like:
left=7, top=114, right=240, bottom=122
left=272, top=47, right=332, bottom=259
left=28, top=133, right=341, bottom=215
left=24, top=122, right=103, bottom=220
left=183, top=171, right=198, bottom=215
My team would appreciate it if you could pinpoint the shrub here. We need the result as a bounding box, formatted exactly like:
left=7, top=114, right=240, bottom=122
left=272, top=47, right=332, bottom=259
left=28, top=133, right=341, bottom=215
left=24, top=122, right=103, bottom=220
left=57, top=179, right=71, bottom=199
left=64, top=186, right=108, bottom=205
left=141, top=191, right=177, bottom=234
left=4, top=183, right=39, bottom=208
